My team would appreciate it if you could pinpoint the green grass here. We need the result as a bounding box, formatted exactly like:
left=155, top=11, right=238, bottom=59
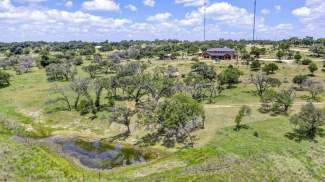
left=137, top=117, right=325, bottom=181
left=1, top=56, right=325, bottom=181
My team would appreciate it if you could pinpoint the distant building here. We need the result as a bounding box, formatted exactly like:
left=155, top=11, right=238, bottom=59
left=202, top=48, right=237, bottom=60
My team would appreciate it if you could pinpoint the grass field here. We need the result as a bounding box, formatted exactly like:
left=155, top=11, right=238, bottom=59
left=0, top=53, right=325, bottom=181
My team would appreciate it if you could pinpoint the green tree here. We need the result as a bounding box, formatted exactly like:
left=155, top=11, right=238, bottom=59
left=250, top=60, right=261, bottom=71
left=234, top=105, right=251, bottom=131
left=308, top=63, right=318, bottom=76
left=148, top=94, right=205, bottom=147
left=109, top=107, right=136, bottom=135
left=260, top=89, right=277, bottom=112
left=276, top=50, right=284, bottom=61
left=82, top=64, right=100, bottom=79
left=301, top=58, right=312, bottom=65
left=290, top=103, right=325, bottom=139
left=0, top=71, right=10, bottom=88
left=250, top=72, right=281, bottom=97
left=190, top=62, right=216, bottom=82
left=273, top=89, right=295, bottom=113
left=310, top=45, right=325, bottom=57
left=262, top=63, right=279, bottom=75
left=218, top=65, right=241, bottom=88
left=292, top=75, right=308, bottom=89
left=294, top=52, right=302, bottom=63
left=308, top=83, right=324, bottom=101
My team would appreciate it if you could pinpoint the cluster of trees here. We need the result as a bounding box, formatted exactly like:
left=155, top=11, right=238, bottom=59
left=46, top=62, right=77, bottom=81
left=250, top=72, right=294, bottom=114
left=0, top=56, right=34, bottom=74
left=46, top=59, right=210, bottom=147
left=1, top=38, right=324, bottom=145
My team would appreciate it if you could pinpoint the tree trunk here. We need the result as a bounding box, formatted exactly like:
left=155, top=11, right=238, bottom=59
left=95, top=87, right=103, bottom=110
left=74, top=95, right=80, bottom=110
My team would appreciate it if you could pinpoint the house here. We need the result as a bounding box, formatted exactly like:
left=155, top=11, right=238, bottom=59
left=202, top=48, right=237, bottom=60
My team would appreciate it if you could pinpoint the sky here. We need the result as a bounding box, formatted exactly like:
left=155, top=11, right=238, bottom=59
left=0, top=0, right=324, bottom=42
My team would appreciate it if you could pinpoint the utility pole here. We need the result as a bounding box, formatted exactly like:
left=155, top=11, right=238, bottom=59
left=253, top=0, right=257, bottom=46
left=203, top=0, right=207, bottom=41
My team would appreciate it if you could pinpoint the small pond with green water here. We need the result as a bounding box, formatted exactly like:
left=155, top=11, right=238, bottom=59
left=11, top=136, right=159, bottom=170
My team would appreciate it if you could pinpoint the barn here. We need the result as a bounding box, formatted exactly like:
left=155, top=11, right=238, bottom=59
left=202, top=48, right=237, bottom=60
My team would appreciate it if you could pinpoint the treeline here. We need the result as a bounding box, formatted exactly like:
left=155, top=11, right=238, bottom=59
left=1, top=37, right=324, bottom=57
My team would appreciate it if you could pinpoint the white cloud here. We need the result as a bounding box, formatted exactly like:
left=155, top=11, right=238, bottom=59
left=125, top=4, right=137, bottom=12
left=273, top=23, right=293, bottom=31
left=16, top=0, right=46, bottom=3
left=200, top=2, right=256, bottom=27
left=175, top=0, right=207, bottom=7
left=82, top=0, right=119, bottom=11
left=261, top=9, right=270, bottom=15
left=274, top=5, right=281, bottom=11
left=147, top=12, right=172, bottom=22
left=292, top=7, right=311, bottom=17
left=0, top=2, right=130, bottom=31
left=292, top=0, right=325, bottom=33
left=65, top=1, right=73, bottom=8
left=0, top=0, right=14, bottom=10
left=143, top=0, right=155, bottom=7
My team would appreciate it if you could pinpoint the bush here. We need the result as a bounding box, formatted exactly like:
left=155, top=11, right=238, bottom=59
left=308, top=62, right=318, bottom=75
left=262, top=63, right=279, bottom=75
left=191, top=57, right=199, bottom=62
left=293, top=74, right=308, bottom=89
left=218, top=65, right=241, bottom=88
left=301, top=58, right=312, bottom=65
left=78, top=99, right=93, bottom=115
left=72, top=57, right=83, bottom=66
left=290, top=103, right=325, bottom=139
left=294, top=53, right=302, bottom=63
left=0, top=71, right=10, bottom=88
left=250, top=60, right=261, bottom=71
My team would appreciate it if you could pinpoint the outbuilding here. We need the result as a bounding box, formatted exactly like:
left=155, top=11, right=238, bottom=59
left=202, top=48, right=237, bottom=60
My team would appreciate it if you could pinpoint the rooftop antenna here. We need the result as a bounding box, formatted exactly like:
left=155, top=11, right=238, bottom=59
left=252, top=0, right=257, bottom=47
left=203, top=0, right=207, bottom=41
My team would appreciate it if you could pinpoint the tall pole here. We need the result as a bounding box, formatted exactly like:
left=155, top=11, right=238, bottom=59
left=253, top=0, right=257, bottom=46
left=203, top=1, right=207, bottom=41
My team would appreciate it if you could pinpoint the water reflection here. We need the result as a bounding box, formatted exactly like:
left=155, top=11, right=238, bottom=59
left=57, top=139, right=149, bottom=169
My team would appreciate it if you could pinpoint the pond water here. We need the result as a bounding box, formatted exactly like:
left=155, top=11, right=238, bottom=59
left=11, top=136, right=157, bottom=170
left=57, top=139, right=153, bottom=169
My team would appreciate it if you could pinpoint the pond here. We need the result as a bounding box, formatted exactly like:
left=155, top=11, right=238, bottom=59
left=11, top=136, right=158, bottom=170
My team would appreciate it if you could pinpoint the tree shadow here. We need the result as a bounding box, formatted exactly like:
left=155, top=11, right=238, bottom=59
left=136, top=133, right=160, bottom=147
left=110, top=95, right=128, bottom=102
left=233, top=124, right=250, bottom=131
left=107, top=132, right=130, bottom=142
left=44, top=106, right=70, bottom=113
left=0, top=84, right=10, bottom=89
left=300, top=95, right=322, bottom=102
left=285, top=128, right=325, bottom=143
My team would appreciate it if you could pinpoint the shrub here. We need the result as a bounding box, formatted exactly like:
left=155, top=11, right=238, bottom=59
left=0, top=71, right=10, bottom=88
left=301, top=58, right=312, bottom=65
left=191, top=57, right=199, bottom=62
left=262, top=63, right=279, bottom=75
left=290, top=103, right=325, bottom=139
left=250, top=60, right=261, bottom=71
left=308, top=62, right=318, bottom=75
left=292, top=75, right=308, bottom=89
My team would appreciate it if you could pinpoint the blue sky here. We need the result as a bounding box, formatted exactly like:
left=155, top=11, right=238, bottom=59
left=0, top=0, right=324, bottom=42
